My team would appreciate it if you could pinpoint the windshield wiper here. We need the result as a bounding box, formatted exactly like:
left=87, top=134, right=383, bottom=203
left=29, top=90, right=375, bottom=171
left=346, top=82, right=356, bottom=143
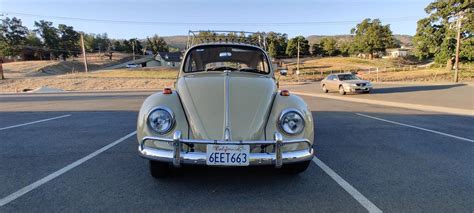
left=206, top=66, right=238, bottom=71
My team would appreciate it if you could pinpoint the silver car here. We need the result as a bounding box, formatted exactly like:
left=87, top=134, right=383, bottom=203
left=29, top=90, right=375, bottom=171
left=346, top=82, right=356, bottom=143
left=321, top=73, right=372, bottom=95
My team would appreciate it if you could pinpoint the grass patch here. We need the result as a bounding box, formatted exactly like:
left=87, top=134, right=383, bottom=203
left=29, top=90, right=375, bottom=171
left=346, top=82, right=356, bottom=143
left=78, top=68, right=179, bottom=79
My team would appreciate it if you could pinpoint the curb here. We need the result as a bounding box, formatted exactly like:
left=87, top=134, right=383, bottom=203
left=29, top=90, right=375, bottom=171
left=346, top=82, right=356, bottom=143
left=293, top=91, right=474, bottom=117
left=0, top=88, right=161, bottom=96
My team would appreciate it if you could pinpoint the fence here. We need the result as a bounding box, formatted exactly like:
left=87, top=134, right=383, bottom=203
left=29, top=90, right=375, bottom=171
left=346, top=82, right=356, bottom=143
left=281, top=63, right=473, bottom=82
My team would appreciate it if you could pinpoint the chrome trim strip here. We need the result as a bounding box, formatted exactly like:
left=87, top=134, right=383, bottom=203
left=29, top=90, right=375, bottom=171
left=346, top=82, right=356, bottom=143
left=223, top=70, right=231, bottom=140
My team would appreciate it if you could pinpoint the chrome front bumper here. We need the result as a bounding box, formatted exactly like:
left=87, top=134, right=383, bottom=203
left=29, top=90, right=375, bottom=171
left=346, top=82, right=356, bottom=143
left=139, top=131, right=314, bottom=168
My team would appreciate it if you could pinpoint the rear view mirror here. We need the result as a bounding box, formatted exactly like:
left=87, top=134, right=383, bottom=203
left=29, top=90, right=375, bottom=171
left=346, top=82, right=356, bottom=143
left=279, top=69, right=288, bottom=76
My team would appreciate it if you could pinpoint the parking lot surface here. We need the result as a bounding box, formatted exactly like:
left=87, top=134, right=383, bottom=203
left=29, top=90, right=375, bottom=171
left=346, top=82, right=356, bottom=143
left=0, top=88, right=473, bottom=212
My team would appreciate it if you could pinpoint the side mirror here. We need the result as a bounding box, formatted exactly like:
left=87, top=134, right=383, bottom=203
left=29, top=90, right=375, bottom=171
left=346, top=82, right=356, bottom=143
left=279, top=69, right=288, bottom=76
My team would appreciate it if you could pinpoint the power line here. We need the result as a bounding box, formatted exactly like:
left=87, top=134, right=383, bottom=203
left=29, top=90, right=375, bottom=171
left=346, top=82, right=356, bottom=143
left=1, top=11, right=420, bottom=26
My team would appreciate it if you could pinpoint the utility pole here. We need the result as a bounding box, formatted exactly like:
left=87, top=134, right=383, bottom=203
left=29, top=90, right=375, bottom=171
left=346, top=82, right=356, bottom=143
left=0, top=58, right=4, bottom=80
left=454, top=16, right=462, bottom=83
left=453, top=8, right=469, bottom=83
left=80, top=33, right=88, bottom=73
left=132, top=40, right=136, bottom=61
left=296, top=40, right=300, bottom=82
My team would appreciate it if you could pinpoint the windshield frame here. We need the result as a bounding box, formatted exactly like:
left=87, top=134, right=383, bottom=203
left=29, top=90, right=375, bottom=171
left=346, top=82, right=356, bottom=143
left=180, top=44, right=272, bottom=75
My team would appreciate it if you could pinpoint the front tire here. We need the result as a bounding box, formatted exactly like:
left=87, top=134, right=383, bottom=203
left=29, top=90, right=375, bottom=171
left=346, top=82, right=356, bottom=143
left=322, top=85, right=328, bottom=93
left=339, top=86, right=346, bottom=95
left=281, top=160, right=311, bottom=174
left=149, top=160, right=171, bottom=178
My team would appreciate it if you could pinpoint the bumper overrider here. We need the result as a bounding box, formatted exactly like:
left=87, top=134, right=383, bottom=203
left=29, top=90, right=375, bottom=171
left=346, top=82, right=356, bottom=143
left=139, top=131, right=314, bottom=168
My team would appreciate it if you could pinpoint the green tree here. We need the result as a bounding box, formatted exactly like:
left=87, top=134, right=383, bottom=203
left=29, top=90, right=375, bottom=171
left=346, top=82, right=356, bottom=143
left=350, top=18, right=395, bottom=59
left=147, top=34, right=169, bottom=54
left=128, top=38, right=142, bottom=54
left=413, top=0, right=473, bottom=64
left=320, top=38, right=339, bottom=56
left=83, top=33, right=96, bottom=52
left=112, top=40, right=124, bottom=52
left=95, top=33, right=111, bottom=53
left=0, top=17, right=28, bottom=57
left=34, top=20, right=60, bottom=58
left=311, top=43, right=324, bottom=56
left=58, top=24, right=80, bottom=59
left=122, top=39, right=132, bottom=53
left=25, top=32, right=44, bottom=59
left=286, top=36, right=310, bottom=57
left=338, top=41, right=354, bottom=57
left=83, top=33, right=111, bottom=53
left=266, top=32, right=287, bottom=58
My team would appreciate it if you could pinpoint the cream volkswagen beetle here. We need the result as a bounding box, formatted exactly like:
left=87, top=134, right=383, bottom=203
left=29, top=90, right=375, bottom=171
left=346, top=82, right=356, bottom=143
left=137, top=31, right=314, bottom=178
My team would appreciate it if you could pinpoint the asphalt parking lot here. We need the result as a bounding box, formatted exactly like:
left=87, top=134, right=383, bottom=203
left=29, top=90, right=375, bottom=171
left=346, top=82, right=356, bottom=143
left=0, top=88, right=473, bottom=212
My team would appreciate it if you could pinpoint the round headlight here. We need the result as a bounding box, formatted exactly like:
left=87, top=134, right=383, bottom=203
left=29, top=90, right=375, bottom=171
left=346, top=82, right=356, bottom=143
left=147, top=107, right=175, bottom=134
left=279, top=109, right=305, bottom=135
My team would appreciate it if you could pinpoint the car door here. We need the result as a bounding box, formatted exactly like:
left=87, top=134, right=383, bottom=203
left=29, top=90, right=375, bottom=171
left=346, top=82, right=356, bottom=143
left=327, top=75, right=337, bottom=90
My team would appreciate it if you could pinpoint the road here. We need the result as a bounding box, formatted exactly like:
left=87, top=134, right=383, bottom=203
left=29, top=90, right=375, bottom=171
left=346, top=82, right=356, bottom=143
left=0, top=88, right=473, bottom=212
left=285, top=82, right=474, bottom=110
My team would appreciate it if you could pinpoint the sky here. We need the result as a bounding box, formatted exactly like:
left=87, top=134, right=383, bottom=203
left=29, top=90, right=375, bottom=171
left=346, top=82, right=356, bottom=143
left=0, top=0, right=433, bottom=39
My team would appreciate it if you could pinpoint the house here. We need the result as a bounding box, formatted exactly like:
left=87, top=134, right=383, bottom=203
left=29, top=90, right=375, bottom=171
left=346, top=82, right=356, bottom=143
left=146, top=52, right=182, bottom=67
left=386, top=48, right=409, bottom=58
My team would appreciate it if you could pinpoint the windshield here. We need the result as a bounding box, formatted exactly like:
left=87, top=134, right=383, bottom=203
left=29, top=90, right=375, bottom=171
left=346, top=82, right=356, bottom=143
left=183, top=45, right=270, bottom=74
left=338, top=74, right=360, bottom=81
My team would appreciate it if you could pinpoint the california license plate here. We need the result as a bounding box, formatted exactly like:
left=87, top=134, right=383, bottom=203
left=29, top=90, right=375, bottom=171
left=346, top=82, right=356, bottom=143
left=206, top=144, right=250, bottom=166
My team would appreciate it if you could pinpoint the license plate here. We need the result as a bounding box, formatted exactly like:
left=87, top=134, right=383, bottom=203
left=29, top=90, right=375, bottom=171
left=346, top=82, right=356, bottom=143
left=206, top=144, right=250, bottom=166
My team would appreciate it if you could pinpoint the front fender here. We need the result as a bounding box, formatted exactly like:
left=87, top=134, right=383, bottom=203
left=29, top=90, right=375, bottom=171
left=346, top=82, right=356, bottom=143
left=137, top=92, right=189, bottom=150
left=265, top=93, right=314, bottom=151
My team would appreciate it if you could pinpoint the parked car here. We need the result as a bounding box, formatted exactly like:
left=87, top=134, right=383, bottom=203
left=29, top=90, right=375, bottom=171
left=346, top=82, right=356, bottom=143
left=321, top=73, right=372, bottom=95
left=137, top=31, right=314, bottom=178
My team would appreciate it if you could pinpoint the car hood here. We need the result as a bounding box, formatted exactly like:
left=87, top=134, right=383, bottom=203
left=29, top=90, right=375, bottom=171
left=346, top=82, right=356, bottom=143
left=177, top=72, right=277, bottom=141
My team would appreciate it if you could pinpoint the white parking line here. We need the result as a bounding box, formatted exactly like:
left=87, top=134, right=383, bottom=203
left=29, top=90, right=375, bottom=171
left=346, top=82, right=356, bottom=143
left=0, top=131, right=137, bottom=207
left=312, top=157, right=382, bottom=213
left=292, top=91, right=473, bottom=116
left=356, top=113, right=474, bottom=143
left=0, top=114, right=71, bottom=131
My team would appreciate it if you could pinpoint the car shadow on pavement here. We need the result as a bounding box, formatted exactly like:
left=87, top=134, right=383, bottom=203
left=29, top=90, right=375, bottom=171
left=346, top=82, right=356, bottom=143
left=372, top=84, right=466, bottom=94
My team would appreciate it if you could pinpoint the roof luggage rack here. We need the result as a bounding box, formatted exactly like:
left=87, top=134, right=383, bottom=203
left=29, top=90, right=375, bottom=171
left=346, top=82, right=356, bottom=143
left=186, top=30, right=267, bottom=50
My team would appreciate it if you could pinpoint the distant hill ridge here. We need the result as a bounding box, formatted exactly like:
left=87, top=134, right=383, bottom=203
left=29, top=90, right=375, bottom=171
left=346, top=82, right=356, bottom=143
left=162, top=34, right=413, bottom=50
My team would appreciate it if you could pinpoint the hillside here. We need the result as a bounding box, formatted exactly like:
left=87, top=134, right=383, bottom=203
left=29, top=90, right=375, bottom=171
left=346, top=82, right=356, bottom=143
left=163, top=35, right=188, bottom=49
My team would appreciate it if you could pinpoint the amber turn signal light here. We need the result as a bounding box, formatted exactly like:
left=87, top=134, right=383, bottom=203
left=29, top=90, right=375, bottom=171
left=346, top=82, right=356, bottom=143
left=163, top=88, right=173, bottom=94
left=280, top=89, right=290, bottom=96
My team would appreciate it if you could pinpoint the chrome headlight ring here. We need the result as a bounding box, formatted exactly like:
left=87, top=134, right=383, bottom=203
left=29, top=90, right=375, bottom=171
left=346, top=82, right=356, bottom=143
left=278, top=109, right=305, bottom=135
left=147, top=106, right=175, bottom=135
